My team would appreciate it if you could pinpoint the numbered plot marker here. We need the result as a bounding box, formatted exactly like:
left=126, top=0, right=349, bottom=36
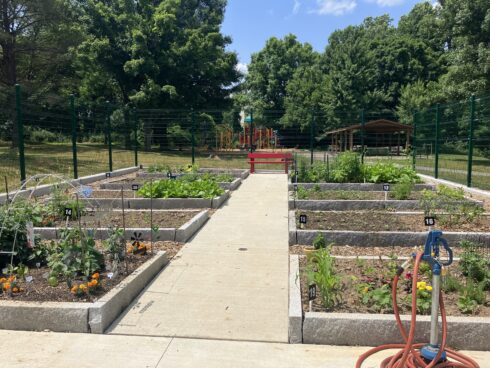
left=424, top=217, right=436, bottom=227
left=131, top=184, right=140, bottom=191
left=383, top=184, right=390, bottom=192
left=308, top=284, right=317, bottom=301
left=299, top=214, right=308, bottom=224
left=64, top=208, right=73, bottom=217
left=105, top=172, right=111, bottom=178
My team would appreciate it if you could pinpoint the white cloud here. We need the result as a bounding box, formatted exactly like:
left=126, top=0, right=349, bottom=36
left=236, top=63, right=248, bottom=75
left=293, top=0, right=301, bottom=14
left=366, top=0, right=404, bottom=6
left=311, top=0, right=357, bottom=16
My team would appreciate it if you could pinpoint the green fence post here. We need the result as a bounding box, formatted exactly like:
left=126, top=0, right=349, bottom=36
left=15, top=84, right=26, bottom=182
left=249, top=109, right=254, bottom=153
left=310, top=111, right=315, bottom=165
left=360, top=110, right=365, bottom=163
left=133, top=108, right=139, bottom=167
left=412, top=111, right=417, bottom=171
left=191, top=110, right=196, bottom=165
left=467, top=95, right=476, bottom=187
left=70, top=94, right=78, bottom=179
left=106, top=101, right=113, bottom=172
left=434, top=104, right=440, bottom=179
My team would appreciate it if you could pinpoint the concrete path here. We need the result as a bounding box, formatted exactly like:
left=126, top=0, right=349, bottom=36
left=3, top=331, right=490, bottom=368
left=108, top=174, right=290, bottom=342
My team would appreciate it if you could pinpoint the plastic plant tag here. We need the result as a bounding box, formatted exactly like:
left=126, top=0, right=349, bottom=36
left=383, top=184, right=390, bottom=192
left=25, top=276, right=33, bottom=283
left=79, top=186, right=93, bottom=198
left=308, top=284, right=317, bottom=301
left=107, top=272, right=114, bottom=279
left=299, top=214, right=308, bottom=224
left=131, top=184, right=139, bottom=191
left=64, top=208, right=73, bottom=218
left=294, top=184, right=298, bottom=191
left=106, top=172, right=111, bottom=178
left=424, top=217, right=436, bottom=227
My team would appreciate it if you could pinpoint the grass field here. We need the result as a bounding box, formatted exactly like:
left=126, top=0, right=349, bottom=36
left=0, top=142, right=251, bottom=191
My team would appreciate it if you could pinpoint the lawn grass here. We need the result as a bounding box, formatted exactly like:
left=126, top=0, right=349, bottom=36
left=0, top=142, right=251, bottom=191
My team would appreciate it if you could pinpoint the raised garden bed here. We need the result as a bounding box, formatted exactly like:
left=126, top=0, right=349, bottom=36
left=288, top=183, right=434, bottom=191
left=99, top=177, right=242, bottom=191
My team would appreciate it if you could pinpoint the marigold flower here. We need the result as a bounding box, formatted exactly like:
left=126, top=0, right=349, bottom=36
left=71, top=286, right=78, bottom=294
left=8, top=276, right=15, bottom=282
left=79, top=284, right=87, bottom=291
left=92, top=273, right=100, bottom=280
left=3, top=282, right=11, bottom=290
left=0, top=277, right=6, bottom=283
left=12, top=287, right=19, bottom=293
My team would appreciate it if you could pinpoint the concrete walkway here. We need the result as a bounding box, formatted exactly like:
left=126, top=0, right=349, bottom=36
left=4, top=331, right=490, bottom=368
left=108, top=174, right=290, bottom=342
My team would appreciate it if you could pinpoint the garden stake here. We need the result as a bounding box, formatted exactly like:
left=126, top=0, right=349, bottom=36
left=356, top=230, right=480, bottom=368
left=150, top=179, right=154, bottom=254
left=121, top=188, right=129, bottom=274
left=4, top=176, right=9, bottom=203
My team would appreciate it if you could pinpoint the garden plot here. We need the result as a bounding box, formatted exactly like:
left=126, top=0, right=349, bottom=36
left=138, top=166, right=250, bottom=180
left=289, top=243, right=490, bottom=350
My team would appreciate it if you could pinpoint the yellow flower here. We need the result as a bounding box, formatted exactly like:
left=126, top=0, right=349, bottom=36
left=363, top=287, right=369, bottom=294
left=426, top=286, right=433, bottom=292
left=417, top=282, right=427, bottom=291
left=79, top=284, right=87, bottom=292
left=70, top=286, right=78, bottom=294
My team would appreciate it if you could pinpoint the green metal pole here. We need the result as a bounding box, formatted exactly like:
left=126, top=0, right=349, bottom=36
left=434, top=104, right=440, bottom=179
left=467, top=95, right=476, bottom=187
left=360, top=110, right=365, bottom=164
left=70, top=94, right=78, bottom=179
left=310, top=111, right=315, bottom=165
left=412, top=111, right=417, bottom=171
left=133, top=108, right=138, bottom=167
left=191, top=110, right=196, bottom=165
left=106, top=101, right=113, bottom=172
left=249, top=109, right=254, bottom=153
left=15, top=84, right=26, bottom=182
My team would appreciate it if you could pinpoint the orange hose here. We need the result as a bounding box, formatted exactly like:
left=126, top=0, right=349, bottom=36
left=356, top=251, right=480, bottom=368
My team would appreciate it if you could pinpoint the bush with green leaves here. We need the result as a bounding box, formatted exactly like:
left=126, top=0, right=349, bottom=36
left=458, top=281, right=486, bottom=314
left=392, top=177, right=414, bottom=200
left=312, top=233, right=326, bottom=250
left=420, top=185, right=483, bottom=226
left=363, top=162, right=420, bottom=184
left=138, top=179, right=224, bottom=199
left=306, top=246, right=342, bottom=310
left=459, top=241, right=489, bottom=290
left=330, top=151, right=364, bottom=183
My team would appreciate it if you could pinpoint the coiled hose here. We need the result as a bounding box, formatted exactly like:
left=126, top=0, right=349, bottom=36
left=356, top=251, right=480, bottom=368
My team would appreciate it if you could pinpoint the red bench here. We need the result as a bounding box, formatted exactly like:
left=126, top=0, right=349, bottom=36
left=248, top=153, right=293, bottom=174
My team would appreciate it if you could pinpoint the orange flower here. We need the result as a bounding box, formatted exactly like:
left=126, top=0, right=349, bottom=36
left=87, top=280, right=98, bottom=288
left=12, top=287, right=19, bottom=293
left=138, top=244, right=146, bottom=250
left=0, top=277, right=6, bottom=283
left=92, top=273, right=100, bottom=280
left=3, top=282, right=11, bottom=290
left=7, top=276, right=15, bottom=282
left=70, top=286, right=78, bottom=294
left=79, top=284, right=87, bottom=292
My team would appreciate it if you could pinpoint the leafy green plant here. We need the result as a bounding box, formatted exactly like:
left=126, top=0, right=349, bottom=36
left=363, top=162, right=420, bottom=184
left=459, top=241, right=489, bottom=290
left=330, top=152, right=363, bottom=183
left=138, top=179, right=224, bottom=199
left=359, top=283, right=392, bottom=312
left=458, top=281, right=486, bottom=314
left=47, top=188, right=86, bottom=221
left=405, top=282, right=432, bottom=314
left=312, top=233, right=326, bottom=250
left=306, top=246, right=342, bottom=309
left=103, top=227, right=126, bottom=276
left=442, top=274, right=462, bottom=293
left=392, top=177, right=414, bottom=200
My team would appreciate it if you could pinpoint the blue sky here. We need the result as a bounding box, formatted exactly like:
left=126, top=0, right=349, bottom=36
left=221, top=0, right=426, bottom=70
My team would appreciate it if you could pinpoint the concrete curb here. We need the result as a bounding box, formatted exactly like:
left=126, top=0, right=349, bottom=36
left=212, top=191, right=230, bottom=209
left=34, top=210, right=210, bottom=242
left=289, top=211, right=298, bottom=246
left=287, top=183, right=434, bottom=191
left=0, top=167, right=139, bottom=205
left=0, top=251, right=168, bottom=333
left=293, top=229, right=490, bottom=247
left=289, top=255, right=303, bottom=344
left=302, top=312, right=490, bottom=351
left=80, top=192, right=229, bottom=209
left=219, top=178, right=242, bottom=191
left=89, top=251, right=169, bottom=333
left=175, top=210, right=210, bottom=242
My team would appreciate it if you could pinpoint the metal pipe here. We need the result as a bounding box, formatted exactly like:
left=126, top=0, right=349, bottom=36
left=430, top=273, right=441, bottom=345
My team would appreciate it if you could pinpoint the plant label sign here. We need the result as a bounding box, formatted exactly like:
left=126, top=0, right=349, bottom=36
left=295, top=170, right=299, bottom=177
left=131, top=184, right=139, bottom=191
left=64, top=208, right=73, bottom=218
left=293, top=184, right=298, bottom=192
left=299, top=214, right=308, bottom=225
left=383, top=184, right=390, bottom=192
left=308, top=284, right=317, bottom=301
left=424, top=217, right=436, bottom=227
left=105, top=172, right=111, bottom=178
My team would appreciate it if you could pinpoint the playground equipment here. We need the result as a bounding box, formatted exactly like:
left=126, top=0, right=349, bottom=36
left=356, top=230, right=480, bottom=368
left=215, top=125, right=234, bottom=151
left=239, top=126, right=277, bottom=150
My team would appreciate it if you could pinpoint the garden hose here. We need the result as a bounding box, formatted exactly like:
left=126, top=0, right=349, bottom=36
left=355, top=251, right=480, bottom=368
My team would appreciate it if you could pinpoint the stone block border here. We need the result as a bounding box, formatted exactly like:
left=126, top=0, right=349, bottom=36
left=34, top=210, right=209, bottom=242
left=137, top=167, right=250, bottom=180
left=302, top=312, right=490, bottom=351
left=80, top=191, right=230, bottom=210
left=289, top=255, right=302, bottom=344
left=0, top=167, right=139, bottom=205
left=288, top=183, right=434, bottom=191
left=0, top=251, right=169, bottom=334
left=289, top=198, right=421, bottom=211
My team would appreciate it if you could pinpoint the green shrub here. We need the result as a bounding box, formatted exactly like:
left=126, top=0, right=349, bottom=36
left=138, top=179, right=224, bottom=199
left=363, top=162, right=420, bottom=184
left=312, top=233, right=326, bottom=250
left=392, top=177, right=414, bottom=200
left=330, top=152, right=363, bottom=183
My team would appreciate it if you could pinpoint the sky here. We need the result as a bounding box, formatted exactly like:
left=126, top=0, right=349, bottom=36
left=221, top=0, right=426, bottom=71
